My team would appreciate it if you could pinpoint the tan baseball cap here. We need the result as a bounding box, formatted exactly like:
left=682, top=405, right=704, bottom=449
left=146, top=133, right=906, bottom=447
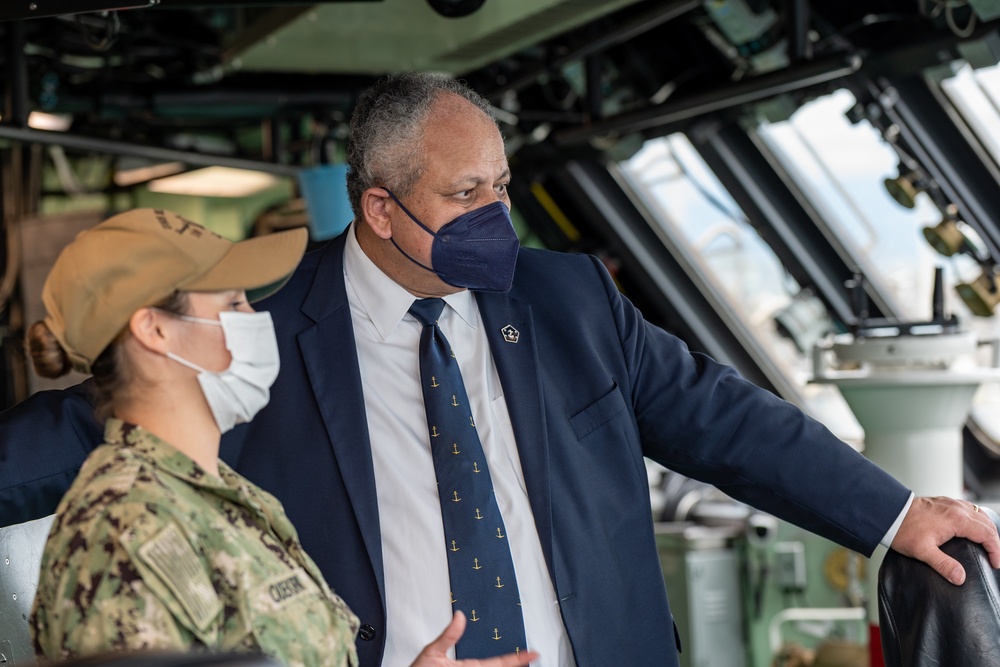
left=42, top=208, right=308, bottom=373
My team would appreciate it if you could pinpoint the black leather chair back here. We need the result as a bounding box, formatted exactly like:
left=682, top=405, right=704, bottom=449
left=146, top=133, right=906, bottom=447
left=878, top=506, right=1000, bottom=666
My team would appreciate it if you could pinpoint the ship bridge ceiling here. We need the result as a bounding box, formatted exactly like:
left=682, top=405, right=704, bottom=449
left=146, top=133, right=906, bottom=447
left=6, top=0, right=1000, bottom=421
left=2, top=1, right=996, bottom=158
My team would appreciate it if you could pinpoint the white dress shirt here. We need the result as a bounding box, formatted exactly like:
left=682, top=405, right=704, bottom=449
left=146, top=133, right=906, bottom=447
left=881, top=493, right=913, bottom=548
left=343, top=225, right=575, bottom=667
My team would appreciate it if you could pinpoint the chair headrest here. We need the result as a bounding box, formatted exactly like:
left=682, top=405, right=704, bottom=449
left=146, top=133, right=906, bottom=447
left=878, top=505, right=1000, bottom=667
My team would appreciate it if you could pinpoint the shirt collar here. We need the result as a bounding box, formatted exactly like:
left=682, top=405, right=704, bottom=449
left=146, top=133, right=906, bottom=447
left=343, top=222, right=478, bottom=340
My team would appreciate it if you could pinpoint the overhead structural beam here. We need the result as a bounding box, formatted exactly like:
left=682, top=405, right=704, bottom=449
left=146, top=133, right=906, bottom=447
left=0, top=0, right=383, bottom=21
left=559, top=160, right=788, bottom=399
left=487, top=0, right=701, bottom=101
left=690, top=120, right=893, bottom=325
left=554, top=54, right=861, bottom=144
left=0, top=0, right=156, bottom=22
left=0, top=125, right=301, bottom=178
left=157, top=0, right=381, bottom=4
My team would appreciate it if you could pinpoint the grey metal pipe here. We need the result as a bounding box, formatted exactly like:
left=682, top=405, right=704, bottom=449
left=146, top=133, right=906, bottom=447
left=0, top=125, right=301, bottom=177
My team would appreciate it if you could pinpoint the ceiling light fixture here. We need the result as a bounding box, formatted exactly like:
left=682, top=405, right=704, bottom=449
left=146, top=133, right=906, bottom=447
left=28, top=111, right=72, bottom=132
left=146, top=166, right=279, bottom=198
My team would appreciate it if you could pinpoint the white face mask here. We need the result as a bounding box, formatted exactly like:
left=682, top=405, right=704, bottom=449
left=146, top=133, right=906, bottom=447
left=165, top=310, right=280, bottom=434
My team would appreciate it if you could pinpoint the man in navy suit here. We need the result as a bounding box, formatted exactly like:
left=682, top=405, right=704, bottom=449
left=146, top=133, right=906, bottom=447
left=3, top=73, right=999, bottom=667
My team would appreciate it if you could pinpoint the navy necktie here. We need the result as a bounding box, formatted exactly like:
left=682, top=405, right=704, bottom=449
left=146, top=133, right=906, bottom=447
left=409, top=298, right=527, bottom=659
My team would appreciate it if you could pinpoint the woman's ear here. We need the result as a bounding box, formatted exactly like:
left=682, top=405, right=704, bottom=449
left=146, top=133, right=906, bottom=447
left=361, top=187, right=393, bottom=240
left=128, top=308, right=170, bottom=355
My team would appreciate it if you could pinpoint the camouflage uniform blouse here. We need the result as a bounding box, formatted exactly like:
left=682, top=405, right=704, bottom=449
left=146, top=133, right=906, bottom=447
left=31, top=419, right=359, bottom=667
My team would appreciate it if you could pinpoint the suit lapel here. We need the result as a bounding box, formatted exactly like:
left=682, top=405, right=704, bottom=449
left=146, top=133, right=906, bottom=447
left=476, top=292, right=555, bottom=578
left=298, top=235, right=385, bottom=598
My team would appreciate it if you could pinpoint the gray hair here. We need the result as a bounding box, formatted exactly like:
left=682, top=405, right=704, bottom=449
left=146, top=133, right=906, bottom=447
left=346, top=72, right=497, bottom=219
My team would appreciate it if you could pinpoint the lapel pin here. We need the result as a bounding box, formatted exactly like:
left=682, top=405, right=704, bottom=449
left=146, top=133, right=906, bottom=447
left=500, top=324, right=519, bottom=343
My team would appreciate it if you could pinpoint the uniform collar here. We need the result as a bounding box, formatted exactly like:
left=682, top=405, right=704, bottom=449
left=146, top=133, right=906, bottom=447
left=343, top=222, right=478, bottom=340
left=104, top=417, right=239, bottom=490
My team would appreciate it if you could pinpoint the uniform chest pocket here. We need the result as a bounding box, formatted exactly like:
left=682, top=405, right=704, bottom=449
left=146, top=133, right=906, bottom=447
left=569, top=382, right=627, bottom=440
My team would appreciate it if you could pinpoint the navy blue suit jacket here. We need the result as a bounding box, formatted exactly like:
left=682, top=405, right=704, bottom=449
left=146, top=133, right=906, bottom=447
left=1, top=231, right=910, bottom=667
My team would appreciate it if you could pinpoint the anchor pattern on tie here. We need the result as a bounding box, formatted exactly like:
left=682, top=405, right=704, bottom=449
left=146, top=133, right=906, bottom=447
left=409, top=298, right=526, bottom=658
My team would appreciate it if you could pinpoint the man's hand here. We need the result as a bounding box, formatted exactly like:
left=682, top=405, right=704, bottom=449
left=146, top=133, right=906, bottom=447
left=890, top=496, right=1000, bottom=585
left=409, top=611, right=539, bottom=667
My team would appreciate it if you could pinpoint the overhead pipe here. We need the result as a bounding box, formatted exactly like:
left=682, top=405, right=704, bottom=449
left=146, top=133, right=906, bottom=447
left=0, top=125, right=301, bottom=177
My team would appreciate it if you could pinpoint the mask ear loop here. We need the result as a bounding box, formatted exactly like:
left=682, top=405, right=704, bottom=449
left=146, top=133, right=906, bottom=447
left=383, top=188, right=439, bottom=237
left=151, top=308, right=222, bottom=327
left=382, top=187, right=441, bottom=276
left=151, top=308, right=222, bottom=373
left=175, top=315, right=223, bottom=326
left=165, top=351, right=211, bottom=375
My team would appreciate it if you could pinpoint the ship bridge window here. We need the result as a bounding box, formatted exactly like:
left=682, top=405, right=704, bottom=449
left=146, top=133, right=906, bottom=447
left=757, top=85, right=1000, bottom=446
left=754, top=88, right=979, bottom=324
left=933, top=62, right=1000, bottom=443
left=939, top=61, right=1000, bottom=174
left=619, top=133, right=862, bottom=445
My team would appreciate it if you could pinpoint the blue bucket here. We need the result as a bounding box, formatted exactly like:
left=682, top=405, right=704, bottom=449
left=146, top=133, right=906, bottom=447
left=298, top=164, right=353, bottom=240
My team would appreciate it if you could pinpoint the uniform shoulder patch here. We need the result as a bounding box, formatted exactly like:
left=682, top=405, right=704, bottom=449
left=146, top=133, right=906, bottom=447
left=76, top=446, right=142, bottom=494
left=136, top=523, right=222, bottom=631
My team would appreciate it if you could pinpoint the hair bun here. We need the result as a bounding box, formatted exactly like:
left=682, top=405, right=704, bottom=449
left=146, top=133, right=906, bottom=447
left=26, top=320, right=72, bottom=378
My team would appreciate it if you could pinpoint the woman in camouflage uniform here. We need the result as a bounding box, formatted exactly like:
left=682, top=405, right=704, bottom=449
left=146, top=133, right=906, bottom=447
left=27, top=209, right=536, bottom=667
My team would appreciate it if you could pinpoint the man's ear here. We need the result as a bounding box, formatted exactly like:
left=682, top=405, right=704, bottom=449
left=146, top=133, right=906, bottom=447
left=360, top=187, right=393, bottom=240
left=128, top=307, right=169, bottom=355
